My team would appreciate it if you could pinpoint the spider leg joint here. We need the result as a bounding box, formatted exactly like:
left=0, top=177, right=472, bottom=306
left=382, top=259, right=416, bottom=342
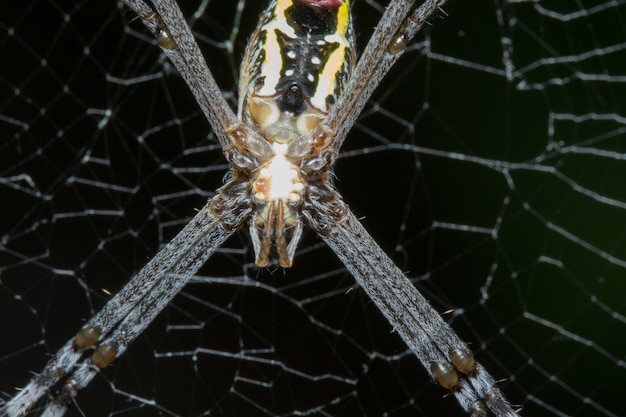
left=450, top=348, right=477, bottom=375
left=91, top=343, right=118, bottom=369
left=74, top=326, right=101, bottom=350
left=431, top=361, right=460, bottom=390
left=157, top=28, right=177, bottom=50
left=227, top=125, right=249, bottom=150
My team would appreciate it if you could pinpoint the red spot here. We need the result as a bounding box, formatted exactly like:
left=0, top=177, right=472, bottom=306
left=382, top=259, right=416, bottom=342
left=296, top=0, right=344, bottom=9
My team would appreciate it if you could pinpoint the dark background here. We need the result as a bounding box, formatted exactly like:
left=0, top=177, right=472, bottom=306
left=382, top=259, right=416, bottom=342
left=1, top=1, right=625, bottom=416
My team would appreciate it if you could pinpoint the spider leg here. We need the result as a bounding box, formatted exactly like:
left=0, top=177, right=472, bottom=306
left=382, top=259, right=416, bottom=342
left=122, top=0, right=273, bottom=166
left=2, top=1, right=262, bottom=415
left=291, top=0, right=448, bottom=162
left=2, top=198, right=249, bottom=417
left=304, top=196, right=518, bottom=417
left=123, top=0, right=239, bottom=149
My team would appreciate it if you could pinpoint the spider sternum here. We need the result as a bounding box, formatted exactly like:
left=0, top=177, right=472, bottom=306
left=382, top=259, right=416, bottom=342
left=252, top=143, right=304, bottom=204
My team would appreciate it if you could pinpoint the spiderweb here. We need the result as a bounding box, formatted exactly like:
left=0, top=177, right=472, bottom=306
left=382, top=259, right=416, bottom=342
left=2, top=0, right=625, bottom=416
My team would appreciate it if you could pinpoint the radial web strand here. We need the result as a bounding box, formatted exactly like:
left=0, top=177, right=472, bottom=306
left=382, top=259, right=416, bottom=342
left=1, top=1, right=626, bottom=416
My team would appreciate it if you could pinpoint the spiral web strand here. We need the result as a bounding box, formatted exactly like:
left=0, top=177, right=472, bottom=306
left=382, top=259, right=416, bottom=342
left=1, top=1, right=626, bottom=416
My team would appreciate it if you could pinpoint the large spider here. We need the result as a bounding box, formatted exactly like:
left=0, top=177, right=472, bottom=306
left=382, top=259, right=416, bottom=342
left=1, top=1, right=518, bottom=416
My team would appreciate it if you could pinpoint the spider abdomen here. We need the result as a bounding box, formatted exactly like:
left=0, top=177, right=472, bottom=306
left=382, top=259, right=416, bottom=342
left=239, top=0, right=355, bottom=145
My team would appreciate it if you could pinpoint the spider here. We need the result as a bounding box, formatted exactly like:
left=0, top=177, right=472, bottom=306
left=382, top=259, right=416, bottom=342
left=1, top=1, right=518, bottom=416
